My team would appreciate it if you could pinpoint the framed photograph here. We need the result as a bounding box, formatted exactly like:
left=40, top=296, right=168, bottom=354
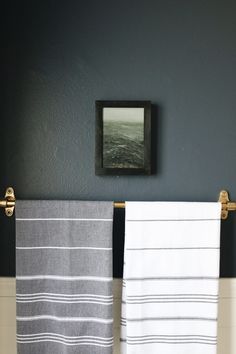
left=95, top=101, right=151, bottom=175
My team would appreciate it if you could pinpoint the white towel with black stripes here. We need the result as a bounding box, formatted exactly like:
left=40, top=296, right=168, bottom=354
left=121, top=202, right=221, bottom=354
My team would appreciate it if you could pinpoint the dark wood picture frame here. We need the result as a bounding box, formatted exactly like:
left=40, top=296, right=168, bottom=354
left=95, top=100, right=151, bottom=175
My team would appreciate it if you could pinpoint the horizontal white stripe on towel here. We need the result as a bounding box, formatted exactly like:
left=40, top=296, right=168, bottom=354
left=17, top=293, right=113, bottom=298
left=17, top=333, right=113, bottom=340
left=17, top=339, right=113, bottom=347
left=17, top=338, right=113, bottom=344
left=16, top=218, right=112, bottom=221
left=16, top=246, right=112, bottom=250
left=16, top=275, right=112, bottom=281
left=17, top=334, right=113, bottom=345
left=17, top=315, right=113, bottom=324
left=16, top=294, right=113, bottom=300
left=17, top=299, right=113, bottom=305
left=16, top=296, right=113, bottom=306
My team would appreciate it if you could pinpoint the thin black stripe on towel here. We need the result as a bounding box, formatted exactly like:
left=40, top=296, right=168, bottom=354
left=16, top=200, right=113, bottom=354
left=121, top=334, right=217, bottom=345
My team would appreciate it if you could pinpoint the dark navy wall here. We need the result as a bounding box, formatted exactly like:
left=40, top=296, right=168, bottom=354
left=1, top=0, right=236, bottom=277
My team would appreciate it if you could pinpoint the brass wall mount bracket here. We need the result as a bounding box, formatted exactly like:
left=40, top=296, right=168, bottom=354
left=218, top=190, right=236, bottom=220
left=0, top=187, right=16, bottom=217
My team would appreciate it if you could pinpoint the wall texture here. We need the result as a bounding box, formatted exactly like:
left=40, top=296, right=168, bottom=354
left=1, top=0, right=236, bottom=276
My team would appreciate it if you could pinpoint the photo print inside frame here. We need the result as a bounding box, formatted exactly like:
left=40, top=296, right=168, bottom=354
left=95, top=101, right=151, bottom=175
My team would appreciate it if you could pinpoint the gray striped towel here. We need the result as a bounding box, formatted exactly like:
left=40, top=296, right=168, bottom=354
left=121, top=201, right=221, bottom=354
left=16, top=200, right=113, bottom=354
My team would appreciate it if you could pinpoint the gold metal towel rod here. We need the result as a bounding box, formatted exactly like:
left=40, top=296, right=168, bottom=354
left=0, top=187, right=235, bottom=220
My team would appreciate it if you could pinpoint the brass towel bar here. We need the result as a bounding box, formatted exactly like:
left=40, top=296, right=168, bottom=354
left=0, top=187, right=235, bottom=220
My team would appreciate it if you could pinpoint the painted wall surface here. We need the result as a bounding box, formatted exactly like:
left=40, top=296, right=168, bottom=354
left=1, top=0, right=236, bottom=276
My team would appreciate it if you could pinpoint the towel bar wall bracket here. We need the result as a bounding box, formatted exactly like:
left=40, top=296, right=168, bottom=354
left=0, top=187, right=235, bottom=219
left=218, top=190, right=236, bottom=220
left=0, top=187, right=16, bottom=217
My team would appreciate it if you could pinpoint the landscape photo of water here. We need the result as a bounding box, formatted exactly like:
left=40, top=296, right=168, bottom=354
left=103, top=107, right=144, bottom=168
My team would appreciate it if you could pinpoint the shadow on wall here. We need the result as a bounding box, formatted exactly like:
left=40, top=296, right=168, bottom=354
left=1, top=14, right=27, bottom=275
left=220, top=215, right=236, bottom=277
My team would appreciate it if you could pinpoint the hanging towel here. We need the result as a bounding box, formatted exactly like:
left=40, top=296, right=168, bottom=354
left=121, top=201, right=221, bottom=354
left=16, top=200, right=114, bottom=354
